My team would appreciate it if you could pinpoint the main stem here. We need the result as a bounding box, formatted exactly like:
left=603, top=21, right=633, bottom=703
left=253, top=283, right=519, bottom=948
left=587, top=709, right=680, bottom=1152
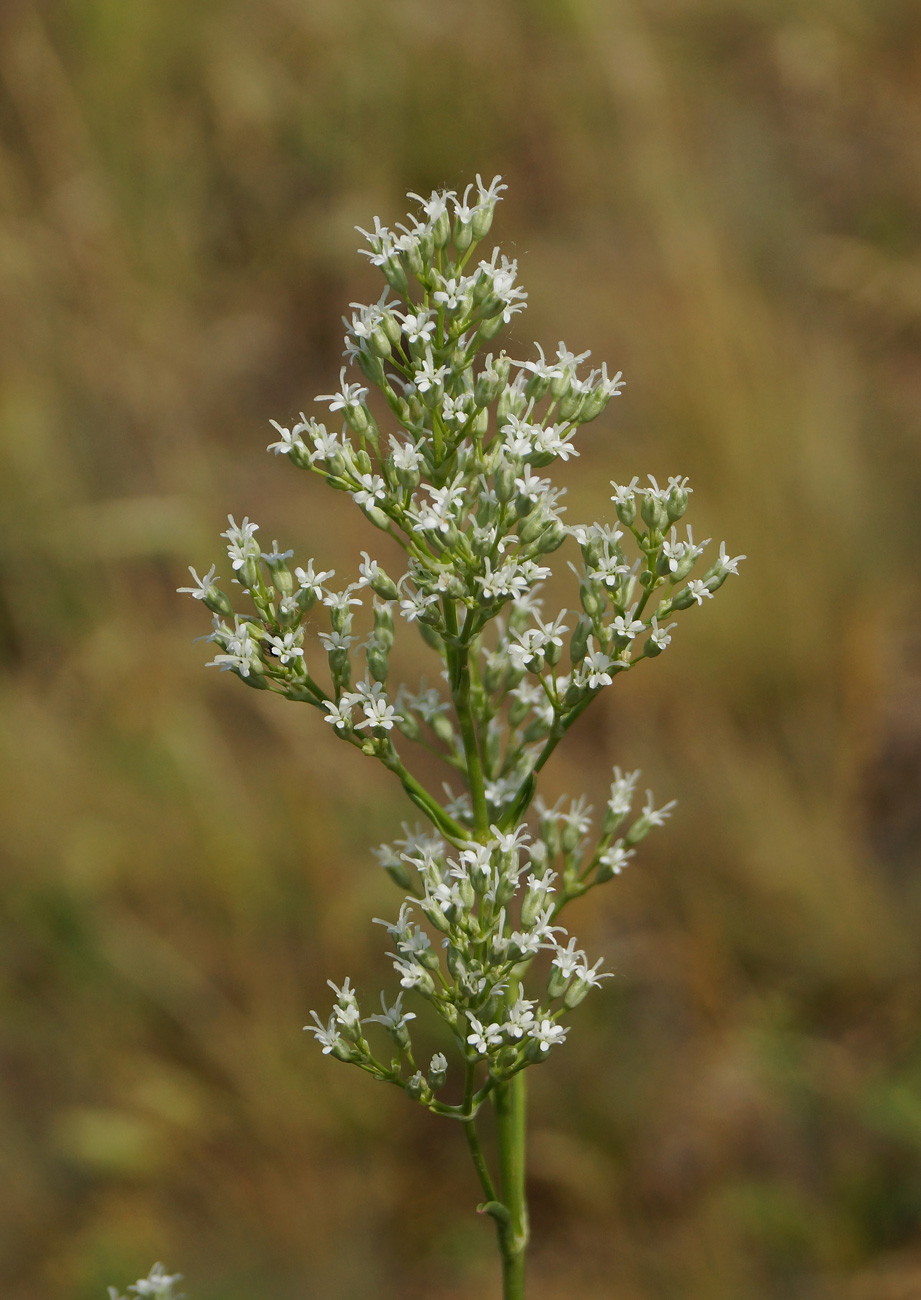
left=494, top=1071, right=529, bottom=1299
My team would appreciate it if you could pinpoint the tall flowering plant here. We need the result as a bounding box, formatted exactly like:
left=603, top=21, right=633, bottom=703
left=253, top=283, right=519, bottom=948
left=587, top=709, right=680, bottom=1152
left=171, top=176, right=743, bottom=1300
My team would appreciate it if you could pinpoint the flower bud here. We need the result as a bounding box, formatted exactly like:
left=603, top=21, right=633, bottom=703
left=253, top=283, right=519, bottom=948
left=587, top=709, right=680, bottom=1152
left=524, top=371, right=551, bottom=403
left=478, top=312, right=505, bottom=341
left=421, top=904, right=452, bottom=935
left=381, top=258, right=409, bottom=297
left=427, top=1053, right=448, bottom=1092
left=472, top=203, right=495, bottom=241
left=569, top=617, right=591, bottom=665
left=535, top=519, right=567, bottom=553
left=518, top=511, right=547, bottom=545
left=369, top=326, right=392, bottom=360
left=669, top=586, right=697, bottom=611
left=520, top=884, right=545, bottom=930
left=614, top=493, right=636, bottom=528
left=578, top=388, right=609, bottom=423
left=365, top=506, right=391, bottom=531
left=366, top=639, right=389, bottom=683
left=203, top=587, right=234, bottom=618
left=430, top=713, right=455, bottom=746
left=641, top=492, right=669, bottom=532
left=563, top=978, right=593, bottom=1009
left=432, top=208, right=451, bottom=249
left=238, top=661, right=268, bottom=690
left=495, top=461, right=516, bottom=503
left=395, top=709, right=420, bottom=742
left=405, top=1072, right=427, bottom=1101
left=580, top=580, right=604, bottom=619
left=666, top=482, right=689, bottom=522
left=557, top=389, right=586, bottom=422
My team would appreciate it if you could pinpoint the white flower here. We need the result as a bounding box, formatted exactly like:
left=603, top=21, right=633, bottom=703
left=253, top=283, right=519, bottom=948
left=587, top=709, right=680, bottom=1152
left=648, top=617, right=677, bottom=651
left=177, top=564, right=218, bottom=600
left=364, top=991, right=417, bottom=1032
left=504, top=996, right=537, bottom=1039
left=397, top=309, right=436, bottom=346
left=608, top=767, right=640, bottom=818
left=572, top=956, right=613, bottom=987
left=124, top=1264, right=184, bottom=1298
left=610, top=476, right=639, bottom=508
left=305, top=1010, right=346, bottom=1055
left=582, top=638, right=613, bottom=689
left=323, top=584, right=364, bottom=614
left=350, top=473, right=387, bottom=508
left=713, top=541, right=746, bottom=577
left=316, top=366, right=368, bottom=413
left=686, top=579, right=713, bottom=605
left=389, top=435, right=425, bottom=474
left=598, top=841, right=634, bottom=875
left=467, top=1015, right=504, bottom=1056
left=414, top=352, right=449, bottom=393
left=267, top=419, right=307, bottom=456
left=356, top=695, right=402, bottom=731
left=323, top=698, right=356, bottom=731
left=221, top=514, right=260, bottom=571
left=266, top=631, right=305, bottom=665
left=295, top=560, right=335, bottom=599
left=551, top=937, right=585, bottom=979
left=641, top=790, right=677, bottom=827
left=528, top=1018, right=568, bottom=1052
left=611, top=611, right=645, bottom=640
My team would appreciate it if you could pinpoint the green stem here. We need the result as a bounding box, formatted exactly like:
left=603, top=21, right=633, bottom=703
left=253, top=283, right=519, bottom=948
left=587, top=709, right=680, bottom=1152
left=444, top=600, right=490, bottom=837
left=494, top=1071, right=529, bottom=1299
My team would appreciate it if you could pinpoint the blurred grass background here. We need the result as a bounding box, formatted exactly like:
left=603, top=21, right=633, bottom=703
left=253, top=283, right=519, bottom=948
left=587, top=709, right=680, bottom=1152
left=1, top=0, right=920, bottom=1297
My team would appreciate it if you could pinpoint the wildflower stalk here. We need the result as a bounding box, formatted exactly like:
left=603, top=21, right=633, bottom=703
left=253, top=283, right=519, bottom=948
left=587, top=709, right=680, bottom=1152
left=175, top=174, right=745, bottom=1299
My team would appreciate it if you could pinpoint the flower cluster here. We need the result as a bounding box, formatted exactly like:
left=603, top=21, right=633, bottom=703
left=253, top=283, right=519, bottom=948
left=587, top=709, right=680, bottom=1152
left=179, top=177, right=742, bottom=1123
left=108, top=1264, right=183, bottom=1300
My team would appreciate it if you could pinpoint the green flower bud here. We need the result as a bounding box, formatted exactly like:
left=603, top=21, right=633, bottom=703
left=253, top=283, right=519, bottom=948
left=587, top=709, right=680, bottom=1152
left=525, top=371, right=551, bottom=402
left=614, top=495, right=636, bottom=528
left=557, top=389, right=586, bottom=422
left=238, top=661, right=268, bottom=690
left=366, top=640, right=389, bottom=683
left=666, top=482, right=689, bottom=522
left=203, top=587, right=234, bottom=618
left=535, top=519, right=567, bottom=554
left=472, top=203, right=495, bottom=241
left=579, top=388, right=609, bottom=423
left=520, top=885, right=546, bottom=930
left=422, top=899, right=451, bottom=933
left=432, top=208, right=451, bottom=249
left=478, top=312, right=505, bottom=341
left=427, top=1053, right=448, bottom=1092
left=373, top=602, right=395, bottom=646
left=563, top=978, right=592, bottom=1010
left=495, top=461, right=516, bottom=503
left=365, top=505, right=391, bottom=531
left=580, top=580, right=604, bottom=618
left=369, top=326, right=392, bottom=360
left=381, top=258, right=409, bottom=297
left=569, top=616, right=591, bottom=665
left=356, top=348, right=386, bottom=389
left=641, top=493, right=669, bottom=532
left=518, top=511, right=547, bottom=545
left=430, top=713, right=456, bottom=746
left=669, top=586, right=698, bottom=611
left=405, top=1072, right=427, bottom=1101
left=395, top=709, right=420, bottom=742
left=383, top=857, right=413, bottom=891
left=453, top=218, right=473, bottom=252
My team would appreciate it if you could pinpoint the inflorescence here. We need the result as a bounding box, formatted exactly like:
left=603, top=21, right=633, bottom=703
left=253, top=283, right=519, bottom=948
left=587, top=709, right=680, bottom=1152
left=178, top=174, right=743, bottom=1120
